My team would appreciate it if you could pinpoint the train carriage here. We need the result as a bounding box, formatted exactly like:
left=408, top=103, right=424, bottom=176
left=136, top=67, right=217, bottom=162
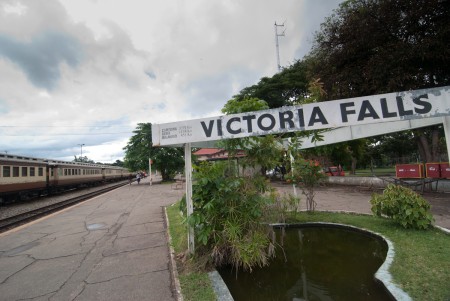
left=0, top=154, right=48, bottom=203
left=46, top=160, right=104, bottom=192
left=103, top=166, right=125, bottom=182
left=0, top=153, right=131, bottom=204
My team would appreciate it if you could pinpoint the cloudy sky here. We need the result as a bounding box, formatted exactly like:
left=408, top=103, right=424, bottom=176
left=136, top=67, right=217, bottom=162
left=0, top=0, right=342, bottom=163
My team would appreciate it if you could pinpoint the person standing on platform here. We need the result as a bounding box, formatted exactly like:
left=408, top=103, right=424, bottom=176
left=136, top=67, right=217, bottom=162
left=136, top=173, right=141, bottom=184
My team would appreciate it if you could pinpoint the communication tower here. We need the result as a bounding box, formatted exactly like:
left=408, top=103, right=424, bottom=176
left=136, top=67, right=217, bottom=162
left=274, top=22, right=285, bottom=72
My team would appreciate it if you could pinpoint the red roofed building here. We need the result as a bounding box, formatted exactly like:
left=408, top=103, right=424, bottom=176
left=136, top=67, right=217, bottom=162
left=193, top=148, right=246, bottom=161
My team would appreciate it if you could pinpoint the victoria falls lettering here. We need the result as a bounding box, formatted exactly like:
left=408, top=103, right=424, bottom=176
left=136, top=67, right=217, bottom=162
left=152, top=86, right=449, bottom=146
left=200, top=94, right=432, bottom=138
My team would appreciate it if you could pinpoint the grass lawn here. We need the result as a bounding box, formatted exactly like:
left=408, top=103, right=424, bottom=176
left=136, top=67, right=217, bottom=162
left=166, top=202, right=450, bottom=301
left=166, top=202, right=216, bottom=301
left=352, top=167, right=396, bottom=177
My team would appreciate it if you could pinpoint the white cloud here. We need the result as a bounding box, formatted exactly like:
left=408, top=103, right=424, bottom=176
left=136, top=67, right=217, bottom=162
left=0, top=0, right=342, bottom=162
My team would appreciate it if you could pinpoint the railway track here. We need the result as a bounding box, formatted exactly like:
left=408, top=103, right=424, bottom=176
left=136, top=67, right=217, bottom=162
left=0, top=181, right=130, bottom=233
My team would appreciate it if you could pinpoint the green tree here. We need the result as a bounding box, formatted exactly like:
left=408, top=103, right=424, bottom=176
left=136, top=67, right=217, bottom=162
left=309, top=0, right=450, bottom=162
left=233, top=60, right=310, bottom=108
left=111, top=159, right=124, bottom=167
left=123, top=123, right=184, bottom=181
left=286, top=140, right=325, bottom=212
left=73, top=156, right=94, bottom=163
left=221, top=97, right=284, bottom=175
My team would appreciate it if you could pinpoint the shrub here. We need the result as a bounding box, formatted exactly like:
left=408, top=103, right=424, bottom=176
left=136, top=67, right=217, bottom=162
left=287, top=158, right=325, bottom=211
left=187, top=161, right=276, bottom=271
left=370, top=184, right=434, bottom=229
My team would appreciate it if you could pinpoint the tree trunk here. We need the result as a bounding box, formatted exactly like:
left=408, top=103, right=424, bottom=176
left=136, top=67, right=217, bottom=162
left=351, top=157, right=357, bottom=175
left=417, top=134, right=432, bottom=163
left=431, top=127, right=440, bottom=162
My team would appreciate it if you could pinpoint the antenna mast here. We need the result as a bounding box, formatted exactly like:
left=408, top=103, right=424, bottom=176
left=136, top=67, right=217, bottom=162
left=274, top=22, right=285, bottom=72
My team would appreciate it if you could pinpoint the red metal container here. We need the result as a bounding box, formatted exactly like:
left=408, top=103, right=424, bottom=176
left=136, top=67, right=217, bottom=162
left=440, top=162, right=450, bottom=179
left=426, top=163, right=441, bottom=178
left=396, top=164, right=424, bottom=178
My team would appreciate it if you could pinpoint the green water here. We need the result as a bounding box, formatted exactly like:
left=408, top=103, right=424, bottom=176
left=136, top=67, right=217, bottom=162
left=218, top=225, right=394, bottom=301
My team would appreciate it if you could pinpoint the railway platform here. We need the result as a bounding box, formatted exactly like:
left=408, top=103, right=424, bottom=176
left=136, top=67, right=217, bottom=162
left=0, top=177, right=183, bottom=301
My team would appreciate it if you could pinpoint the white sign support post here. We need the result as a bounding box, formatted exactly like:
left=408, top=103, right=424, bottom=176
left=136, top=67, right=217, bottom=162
left=184, top=143, right=195, bottom=254
left=443, top=117, right=450, bottom=161
left=149, top=159, right=152, bottom=186
left=287, top=138, right=298, bottom=198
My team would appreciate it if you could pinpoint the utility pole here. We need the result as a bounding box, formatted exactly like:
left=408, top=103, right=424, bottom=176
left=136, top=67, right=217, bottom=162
left=274, top=21, right=285, bottom=72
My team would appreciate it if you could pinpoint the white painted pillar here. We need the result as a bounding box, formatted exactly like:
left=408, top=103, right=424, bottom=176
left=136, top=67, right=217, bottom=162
left=184, top=143, right=195, bottom=254
left=443, top=116, right=450, bottom=161
left=149, top=158, right=152, bottom=186
left=288, top=138, right=298, bottom=197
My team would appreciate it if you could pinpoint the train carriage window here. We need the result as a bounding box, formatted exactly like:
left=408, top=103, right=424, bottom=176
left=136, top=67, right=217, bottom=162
left=64, top=169, right=68, bottom=176
left=22, top=167, right=28, bottom=177
left=13, top=166, right=19, bottom=177
left=3, top=166, right=10, bottom=177
left=30, top=167, right=35, bottom=176
left=39, top=167, right=44, bottom=176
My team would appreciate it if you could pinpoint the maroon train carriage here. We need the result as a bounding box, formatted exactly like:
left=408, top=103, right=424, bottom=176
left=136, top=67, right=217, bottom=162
left=0, top=154, right=49, bottom=203
left=45, top=160, right=104, bottom=193
left=1, top=153, right=131, bottom=204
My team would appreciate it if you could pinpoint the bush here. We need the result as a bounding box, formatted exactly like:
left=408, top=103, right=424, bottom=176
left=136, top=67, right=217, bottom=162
left=187, top=161, right=276, bottom=271
left=370, top=184, right=434, bottom=229
left=286, top=158, right=325, bottom=211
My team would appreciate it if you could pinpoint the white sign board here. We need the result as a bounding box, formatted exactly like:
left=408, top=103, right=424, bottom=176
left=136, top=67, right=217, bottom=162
left=152, top=86, right=450, bottom=146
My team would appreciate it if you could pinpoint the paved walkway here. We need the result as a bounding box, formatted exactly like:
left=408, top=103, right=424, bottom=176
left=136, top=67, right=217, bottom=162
left=0, top=177, right=183, bottom=301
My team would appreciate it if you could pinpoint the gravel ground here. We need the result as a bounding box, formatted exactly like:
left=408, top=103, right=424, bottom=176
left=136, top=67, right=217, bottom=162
left=0, top=180, right=131, bottom=219
left=271, top=182, right=450, bottom=230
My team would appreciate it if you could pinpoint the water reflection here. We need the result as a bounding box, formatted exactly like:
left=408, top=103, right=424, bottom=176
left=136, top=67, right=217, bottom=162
left=218, top=225, right=394, bottom=301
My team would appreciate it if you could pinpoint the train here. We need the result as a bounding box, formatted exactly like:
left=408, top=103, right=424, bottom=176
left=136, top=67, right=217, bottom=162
left=0, top=153, right=133, bottom=204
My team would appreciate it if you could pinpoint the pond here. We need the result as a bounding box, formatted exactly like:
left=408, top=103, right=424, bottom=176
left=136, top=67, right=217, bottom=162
left=218, top=224, right=395, bottom=301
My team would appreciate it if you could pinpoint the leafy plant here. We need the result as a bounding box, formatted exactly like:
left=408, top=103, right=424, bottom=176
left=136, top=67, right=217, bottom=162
left=286, top=138, right=325, bottom=212
left=187, top=161, right=276, bottom=271
left=265, top=191, right=301, bottom=223
left=370, top=184, right=434, bottom=229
